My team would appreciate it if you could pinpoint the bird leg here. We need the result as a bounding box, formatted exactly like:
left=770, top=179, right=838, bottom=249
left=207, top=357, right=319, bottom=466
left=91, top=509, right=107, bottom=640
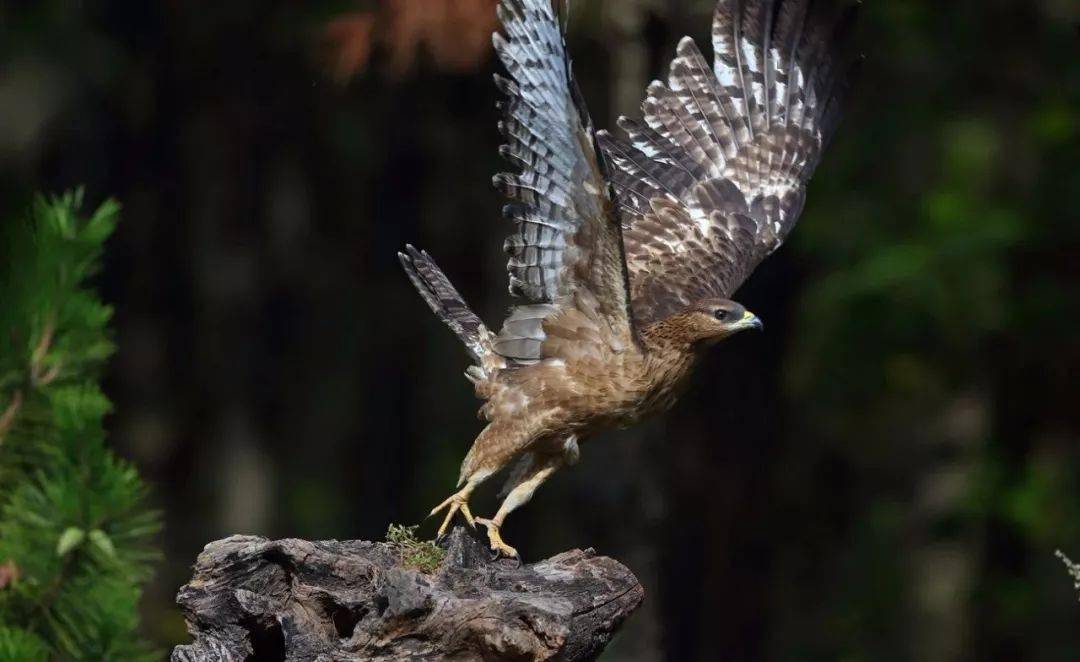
left=429, top=482, right=477, bottom=537
left=476, top=454, right=561, bottom=559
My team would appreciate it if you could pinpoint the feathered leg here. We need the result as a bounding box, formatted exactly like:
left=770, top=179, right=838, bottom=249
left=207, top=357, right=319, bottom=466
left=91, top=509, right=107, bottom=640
left=476, top=452, right=563, bottom=559
left=433, top=413, right=563, bottom=541
left=429, top=419, right=517, bottom=536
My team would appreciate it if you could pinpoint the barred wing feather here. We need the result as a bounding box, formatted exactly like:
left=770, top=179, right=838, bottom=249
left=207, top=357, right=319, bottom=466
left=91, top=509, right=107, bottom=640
left=598, top=0, right=857, bottom=325
left=491, top=0, right=630, bottom=363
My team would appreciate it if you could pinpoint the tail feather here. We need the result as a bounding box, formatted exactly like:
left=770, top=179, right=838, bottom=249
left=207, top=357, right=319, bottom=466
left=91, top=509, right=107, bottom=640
left=398, top=245, right=489, bottom=364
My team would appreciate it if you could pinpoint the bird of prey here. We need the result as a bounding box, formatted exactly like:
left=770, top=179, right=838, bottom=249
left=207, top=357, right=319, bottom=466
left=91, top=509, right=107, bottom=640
left=399, top=0, right=857, bottom=558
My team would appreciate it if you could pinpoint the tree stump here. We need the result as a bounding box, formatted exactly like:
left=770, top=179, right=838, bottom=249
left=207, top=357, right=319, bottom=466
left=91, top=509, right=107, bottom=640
left=171, top=526, right=644, bottom=661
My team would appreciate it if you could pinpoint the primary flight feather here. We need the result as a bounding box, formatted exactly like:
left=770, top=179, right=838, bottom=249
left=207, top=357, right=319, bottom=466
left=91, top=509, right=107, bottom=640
left=399, top=0, right=857, bottom=558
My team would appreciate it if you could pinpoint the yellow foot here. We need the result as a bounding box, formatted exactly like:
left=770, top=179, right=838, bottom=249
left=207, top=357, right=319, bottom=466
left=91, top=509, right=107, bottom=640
left=475, top=518, right=519, bottom=559
left=429, top=488, right=475, bottom=537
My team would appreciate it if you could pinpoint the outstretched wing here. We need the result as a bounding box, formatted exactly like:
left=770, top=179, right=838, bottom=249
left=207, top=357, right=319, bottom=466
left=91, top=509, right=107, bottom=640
left=491, top=0, right=631, bottom=364
left=598, top=0, right=858, bottom=325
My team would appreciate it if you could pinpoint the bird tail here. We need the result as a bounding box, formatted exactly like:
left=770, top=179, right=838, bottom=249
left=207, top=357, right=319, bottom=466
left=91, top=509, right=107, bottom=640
left=398, top=245, right=493, bottom=372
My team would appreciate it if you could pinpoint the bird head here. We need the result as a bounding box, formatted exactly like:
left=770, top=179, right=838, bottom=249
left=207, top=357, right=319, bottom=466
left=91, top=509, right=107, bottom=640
left=671, top=298, right=763, bottom=346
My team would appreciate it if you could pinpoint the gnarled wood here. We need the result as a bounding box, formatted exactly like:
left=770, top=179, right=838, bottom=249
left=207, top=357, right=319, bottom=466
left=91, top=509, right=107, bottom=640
left=171, top=527, right=643, bottom=661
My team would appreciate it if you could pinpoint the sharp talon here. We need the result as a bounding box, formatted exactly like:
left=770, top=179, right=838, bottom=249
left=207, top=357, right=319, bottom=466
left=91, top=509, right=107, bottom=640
left=475, top=517, right=518, bottom=559
left=429, top=503, right=446, bottom=519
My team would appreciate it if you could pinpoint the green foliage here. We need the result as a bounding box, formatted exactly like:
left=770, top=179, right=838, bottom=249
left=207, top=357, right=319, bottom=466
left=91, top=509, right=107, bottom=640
left=0, top=626, right=48, bottom=662
left=385, top=524, right=445, bottom=573
left=0, top=192, right=161, bottom=660
left=767, top=2, right=1080, bottom=657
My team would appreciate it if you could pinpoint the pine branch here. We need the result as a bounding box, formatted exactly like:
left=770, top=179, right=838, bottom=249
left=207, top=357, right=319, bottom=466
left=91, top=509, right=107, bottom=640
left=0, top=192, right=161, bottom=659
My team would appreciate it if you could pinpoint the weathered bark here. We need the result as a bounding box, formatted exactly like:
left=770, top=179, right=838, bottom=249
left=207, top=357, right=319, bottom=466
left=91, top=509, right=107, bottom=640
left=171, top=527, right=644, bottom=661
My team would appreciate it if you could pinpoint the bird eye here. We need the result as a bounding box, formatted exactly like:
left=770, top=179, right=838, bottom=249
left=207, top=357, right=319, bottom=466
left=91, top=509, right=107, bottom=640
left=714, top=309, right=730, bottom=321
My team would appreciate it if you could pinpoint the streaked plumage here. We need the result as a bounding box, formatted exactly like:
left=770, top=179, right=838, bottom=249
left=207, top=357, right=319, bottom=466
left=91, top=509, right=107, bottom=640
left=399, top=0, right=857, bottom=558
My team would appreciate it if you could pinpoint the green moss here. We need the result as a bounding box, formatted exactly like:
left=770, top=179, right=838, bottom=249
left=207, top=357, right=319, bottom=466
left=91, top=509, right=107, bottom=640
left=384, top=524, right=445, bottom=574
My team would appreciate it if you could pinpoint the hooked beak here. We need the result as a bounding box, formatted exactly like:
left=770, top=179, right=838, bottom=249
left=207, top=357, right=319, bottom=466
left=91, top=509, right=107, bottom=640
left=739, top=310, right=764, bottom=332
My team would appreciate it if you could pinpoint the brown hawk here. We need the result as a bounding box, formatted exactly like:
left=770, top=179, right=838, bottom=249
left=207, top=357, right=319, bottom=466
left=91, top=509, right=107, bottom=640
left=400, top=0, right=857, bottom=558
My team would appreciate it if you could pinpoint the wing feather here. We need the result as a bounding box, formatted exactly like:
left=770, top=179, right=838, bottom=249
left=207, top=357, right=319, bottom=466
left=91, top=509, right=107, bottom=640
left=602, top=0, right=858, bottom=325
left=491, top=0, right=631, bottom=363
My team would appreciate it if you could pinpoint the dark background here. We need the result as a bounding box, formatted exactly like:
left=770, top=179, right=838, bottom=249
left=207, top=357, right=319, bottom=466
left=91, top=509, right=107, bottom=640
left=2, top=0, right=1078, bottom=659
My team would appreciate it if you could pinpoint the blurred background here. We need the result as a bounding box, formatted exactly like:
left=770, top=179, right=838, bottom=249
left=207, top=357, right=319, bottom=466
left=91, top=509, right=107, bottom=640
left=1, top=0, right=1078, bottom=659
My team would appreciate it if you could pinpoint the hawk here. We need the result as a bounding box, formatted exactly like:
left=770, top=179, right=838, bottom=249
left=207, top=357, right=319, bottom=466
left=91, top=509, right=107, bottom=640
left=399, top=0, right=857, bottom=558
